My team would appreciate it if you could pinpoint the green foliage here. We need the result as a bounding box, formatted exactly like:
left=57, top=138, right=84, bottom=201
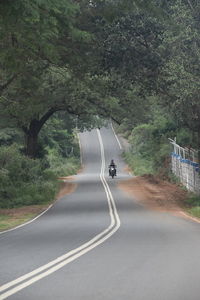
left=187, top=207, right=200, bottom=219
left=0, top=142, right=80, bottom=209
left=155, top=0, right=200, bottom=156
left=176, top=128, right=194, bottom=147
left=0, top=0, right=102, bottom=158
left=0, top=145, right=46, bottom=208
left=0, top=0, right=79, bottom=73
left=124, top=152, right=154, bottom=175
left=100, top=11, right=163, bottom=80
left=124, top=113, right=176, bottom=175
left=0, top=128, right=23, bottom=146
left=186, top=194, right=200, bottom=207
left=185, top=194, right=200, bottom=219
left=117, top=120, right=132, bottom=139
left=39, top=113, right=80, bottom=158
left=46, top=153, right=80, bottom=177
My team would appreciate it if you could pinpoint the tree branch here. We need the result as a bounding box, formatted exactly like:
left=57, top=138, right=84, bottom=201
left=0, top=73, right=19, bottom=94
left=86, top=97, right=122, bottom=124
left=186, top=0, right=194, bottom=11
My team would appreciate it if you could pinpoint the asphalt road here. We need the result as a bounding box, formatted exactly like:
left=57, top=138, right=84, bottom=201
left=1, top=126, right=200, bottom=300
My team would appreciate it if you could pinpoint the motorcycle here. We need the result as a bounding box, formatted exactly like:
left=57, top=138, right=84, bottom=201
left=109, top=166, right=116, bottom=179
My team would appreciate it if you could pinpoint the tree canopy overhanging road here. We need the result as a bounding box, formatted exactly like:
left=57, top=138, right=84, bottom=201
left=1, top=0, right=200, bottom=159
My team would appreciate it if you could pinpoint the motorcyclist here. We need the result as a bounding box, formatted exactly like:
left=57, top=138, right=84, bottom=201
left=109, top=159, right=117, bottom=176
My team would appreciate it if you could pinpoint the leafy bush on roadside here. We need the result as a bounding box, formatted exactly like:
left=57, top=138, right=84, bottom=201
left=186, top=194, right=200, bottom=207
left=0, top=128, right=23, bottom=146
left=187, top=207, right=200, bottom=218
left=0, top=144, right=80, bottom=208
left=124, top=116, right=175, bottom=175
left=124, top=152, right=154, bottom=175
left=186, top=194, right=200, bottom=219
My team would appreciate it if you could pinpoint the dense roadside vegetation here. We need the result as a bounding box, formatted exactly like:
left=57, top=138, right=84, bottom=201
left=0, top=113, right=80, bottom=208
left=0, top=0, right=200, bottom=213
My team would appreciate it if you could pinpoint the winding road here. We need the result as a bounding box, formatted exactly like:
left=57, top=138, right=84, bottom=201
left=1, top=126, right=200, bottom=300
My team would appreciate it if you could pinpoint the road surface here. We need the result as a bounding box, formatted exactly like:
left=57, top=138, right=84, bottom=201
left=1, top=126, right=200, bottom=300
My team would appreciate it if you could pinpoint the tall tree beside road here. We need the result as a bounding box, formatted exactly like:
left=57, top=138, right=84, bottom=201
left=0, top=0, right=110, bottom=157
left=156, top=0, right=200, bottom=159
left=0, top=0, right=81, bottom=156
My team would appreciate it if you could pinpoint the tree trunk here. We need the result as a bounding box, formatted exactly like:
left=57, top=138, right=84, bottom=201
left=25, top=119, right=40, bottom=158
left=26, top=133, right=39, bottom=158
left=23, top=108, right=58, bottom=158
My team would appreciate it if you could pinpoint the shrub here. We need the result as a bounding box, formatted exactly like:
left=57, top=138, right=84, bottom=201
left=124, top=152, right=154, bottom=175
left=187, top=207, right=200, bottom=218
left=0, top=145, right=80, bottom=208
left=186, top=194, right=200, bottom=207
left=125, top=116, right=176, bottom=175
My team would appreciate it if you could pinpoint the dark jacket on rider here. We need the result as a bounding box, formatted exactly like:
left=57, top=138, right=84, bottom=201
left=109, top=160, right=116, bottom=167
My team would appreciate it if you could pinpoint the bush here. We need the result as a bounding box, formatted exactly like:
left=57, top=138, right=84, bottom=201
left=186, top=194, right=200, bottom=207
left=0, top=144, right=80, bottom=208
left=0, top=113, right=81, bottom=209
left=45, top=147, right=80, bottom=177
left=124, top=116, right=176, bottom=176
left=0, top=128, right=23, bottom=146
left=187, top=207, right=200, bottom=218
left=117, top=119, right=132, bottom=139
left=124, top=152, right=154, bottom=175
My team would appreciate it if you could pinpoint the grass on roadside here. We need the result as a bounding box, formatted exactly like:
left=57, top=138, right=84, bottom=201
left=0, top=169, right=79, bottom=232
left=0, top=210, right=43, bottom=231
left=186, top=207, right=200, bottom=219
left=185, top=194, right=200, bottom=219
left=123, top=152, right=154, bottom=175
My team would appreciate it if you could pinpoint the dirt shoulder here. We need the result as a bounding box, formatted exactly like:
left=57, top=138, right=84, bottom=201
left=0, top=178, right=77, bottom=232
left=118, top=174, right=189, bottom=216
left=57, top=177, right=77, bottom=199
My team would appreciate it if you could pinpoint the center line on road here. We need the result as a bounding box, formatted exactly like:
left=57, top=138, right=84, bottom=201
left=0, top=129, right=120, bottom=300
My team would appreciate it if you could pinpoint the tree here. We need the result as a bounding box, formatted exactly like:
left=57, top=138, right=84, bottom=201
left=155, top=0, right=200, bottom=159
left=0, top=0, right=103, bottom=157
left=2, top=0, right=199, bottom=162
